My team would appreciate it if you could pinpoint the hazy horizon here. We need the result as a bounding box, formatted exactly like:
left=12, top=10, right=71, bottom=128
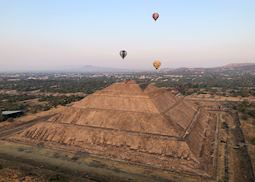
left=0, top=0, right=255, bottom=71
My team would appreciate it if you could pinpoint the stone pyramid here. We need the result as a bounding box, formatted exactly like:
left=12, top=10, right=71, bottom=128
left=9, top=80, right=216, bottom=176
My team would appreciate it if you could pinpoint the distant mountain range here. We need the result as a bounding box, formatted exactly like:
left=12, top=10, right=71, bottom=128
left=0, top=65, right=136, bottom=73
left=211, top=63, right=255, bottom=73
left=1, top=63, right=254, bottom=73
left=53, top=65, right=135, bottom=73
left=161, top=63, right=255, bottom=74
left=222, top=63, right=255, bottom=68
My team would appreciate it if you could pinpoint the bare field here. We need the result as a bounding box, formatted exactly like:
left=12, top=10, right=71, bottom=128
left=0, top=110, right=253, bottom=181
left=0, top=141, right=210, bottom=182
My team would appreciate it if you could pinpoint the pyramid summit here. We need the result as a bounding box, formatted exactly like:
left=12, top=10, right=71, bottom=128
left=9, top=80, right=216, bottom=176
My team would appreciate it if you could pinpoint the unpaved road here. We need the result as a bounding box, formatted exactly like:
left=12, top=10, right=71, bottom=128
left=0, top=115, right=54, bottom=138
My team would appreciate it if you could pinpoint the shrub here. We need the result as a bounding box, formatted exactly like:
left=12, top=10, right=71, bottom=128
left=247, top=110, right=255, bottom=118
left=250, top=138, right=255, bottom=145
left=241, top=114, right=248, bottom=120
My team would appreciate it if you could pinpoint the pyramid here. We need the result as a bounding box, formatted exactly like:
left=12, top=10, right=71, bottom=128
left=8, top=80, right=216, bottom=176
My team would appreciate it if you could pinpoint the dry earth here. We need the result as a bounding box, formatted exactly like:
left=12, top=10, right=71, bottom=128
left=0, top=81, right=254, bottom=182
left=240, top=116, right=255, bottom=175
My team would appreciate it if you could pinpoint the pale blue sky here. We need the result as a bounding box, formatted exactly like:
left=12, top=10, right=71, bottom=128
left=0, top=0, right=254, bottom=70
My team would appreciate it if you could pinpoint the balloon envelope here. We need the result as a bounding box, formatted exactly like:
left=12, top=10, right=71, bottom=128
left=152, top=13, right=159, bottom=21
left=120, top=50, right=127, bottom=59
left=153, top=60, right=161, bottom=70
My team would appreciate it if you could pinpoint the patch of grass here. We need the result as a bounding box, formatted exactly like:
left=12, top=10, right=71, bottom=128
left=241, top=114, right=248, bottom=120
left=250, top=138, right=255, bottom=145
left=49, top=174, right=69, bottom=182
left=17, top=148, right=25, bottom=152
left=222, top=122, right=229, bottom=129
left=88, top=160, right=106, bottom=168
left=71, top=151, right=89, bottom=161
left=37, top=142, right=44, bottom=148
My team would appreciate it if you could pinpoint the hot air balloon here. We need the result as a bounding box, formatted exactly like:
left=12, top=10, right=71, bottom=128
left=152, top=12, right=159, bottom=21
left=120, top=50, right=127, bottom=59
left=153, top=60, right=161, bottom=70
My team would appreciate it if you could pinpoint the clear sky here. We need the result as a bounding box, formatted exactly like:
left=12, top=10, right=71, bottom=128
left=0, top=0, right=255, bottom=71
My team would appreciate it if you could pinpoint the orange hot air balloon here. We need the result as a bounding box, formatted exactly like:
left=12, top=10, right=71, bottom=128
left=153, top=60, right=161, bottom=70
left=152, top=12, right=159, bottom=21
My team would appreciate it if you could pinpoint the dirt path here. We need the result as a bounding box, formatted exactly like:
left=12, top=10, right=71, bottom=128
left=0, top=115, right=54, bottom=138
left=212, top=111, right=255, bottom=182
left=229, top=112, right=255, bottom=182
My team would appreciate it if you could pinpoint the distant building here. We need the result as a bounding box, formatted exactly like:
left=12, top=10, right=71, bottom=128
left=1, top=110, right=24, bottom=121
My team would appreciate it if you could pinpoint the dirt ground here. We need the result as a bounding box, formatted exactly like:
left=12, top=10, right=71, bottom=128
left=185, top=99, right=255, bottom=182
left=0, top=98, right=254, bottom=181
left=187, top=95, right=255, bottom=103
left=214, top=111, right=255, bottom=182
left=240, top=115, right=255, bottom=175
left=0, top=141, right=212, bottom=182
left=0, top=157, right=93, bottom=182
left=0, top=111, right=253, bottom=182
